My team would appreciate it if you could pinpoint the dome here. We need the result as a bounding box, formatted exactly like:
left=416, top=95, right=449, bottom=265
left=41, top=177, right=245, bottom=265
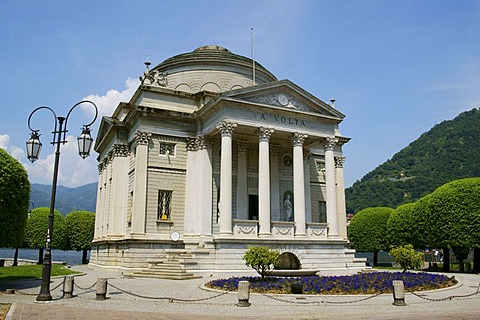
left=147, top=45, right=277, bottom=94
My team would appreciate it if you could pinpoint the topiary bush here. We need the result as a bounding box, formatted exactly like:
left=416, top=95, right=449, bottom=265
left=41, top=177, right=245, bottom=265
left=390, top=245, right=423, bottom=272
left=243, top=246, right=279, bottom=279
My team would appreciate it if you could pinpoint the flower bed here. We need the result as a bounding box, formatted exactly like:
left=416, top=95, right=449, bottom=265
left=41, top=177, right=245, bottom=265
left=206, top=272, right=456, bottom=295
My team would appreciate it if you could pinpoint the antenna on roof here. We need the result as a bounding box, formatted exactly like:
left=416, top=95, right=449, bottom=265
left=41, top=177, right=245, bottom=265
left=330, top=94, right=336, bottom=108
left=251, top=28, right=256, bottom=86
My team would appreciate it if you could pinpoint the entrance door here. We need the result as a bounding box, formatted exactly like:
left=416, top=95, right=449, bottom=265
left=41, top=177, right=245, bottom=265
left=248, top=195, right=259, bottom=220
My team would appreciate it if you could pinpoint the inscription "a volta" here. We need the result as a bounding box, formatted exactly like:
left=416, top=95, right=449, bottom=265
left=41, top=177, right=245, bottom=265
left=260, top=113, right=306, bottom=127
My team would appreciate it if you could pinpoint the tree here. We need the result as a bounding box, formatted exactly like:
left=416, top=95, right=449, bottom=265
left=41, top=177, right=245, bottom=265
left=390, top=245, right=423, bottom=272
left=65, top=210, right=95, bottom=264
left=24, top=207, right=67, bottom=263
left=347, top=207, right=394, bottom=267
left=243, top=246, right=279, bottom=279
left=414, top=178, right=480, bottom=272
left=0, top=148, right=30, bottom=249
left=387, top=203, right=417, bottom=248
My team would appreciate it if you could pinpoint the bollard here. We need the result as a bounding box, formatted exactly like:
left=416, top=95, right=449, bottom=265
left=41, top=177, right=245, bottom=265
left=63, top=276, right=74, bottom=299
left=236, top=280, right=251, bottom=307
left=392, top=280, right=406, bottom=306
left=96, top=278, right=108, bottom=301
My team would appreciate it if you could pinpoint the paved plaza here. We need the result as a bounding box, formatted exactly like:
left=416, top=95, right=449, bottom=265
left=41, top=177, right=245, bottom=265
left=1, top=265, right=480, bottom=319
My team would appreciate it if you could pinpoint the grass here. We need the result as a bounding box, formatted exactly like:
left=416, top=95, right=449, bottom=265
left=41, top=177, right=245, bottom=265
left=0, top=264, right=80, bottom=282
left=206, top=272, right=457, bottom=295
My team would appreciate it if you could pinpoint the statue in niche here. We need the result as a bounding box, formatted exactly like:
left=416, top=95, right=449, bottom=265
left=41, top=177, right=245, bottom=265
left=283, top=194, right=293, bottom=221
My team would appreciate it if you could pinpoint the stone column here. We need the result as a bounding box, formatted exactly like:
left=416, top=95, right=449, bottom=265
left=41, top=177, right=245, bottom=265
left=270, top=145, right=281, bottom=221
left=131, top=131, right=151, bottom=235
left=184, top=137, right=198, bottom=235
left=324, top=137, right=338, bottom=237
left=105, top=154, right=113, bottom=237
left=236, top=140, right=249, bottom=220
left=197, top=136, right=213, bottom=236
left=109, top=144, right=129, bottom=237
left=304, top=153, right=312, bottom=223
left=258, top=127, right=274, bottom=236
left=335, top=156, right=347, bottom=239
left=94, top=162, right=105, bottom=239
left=293, top=132, right=308, bottom=236
left=217, top=121, right=236, bottom=235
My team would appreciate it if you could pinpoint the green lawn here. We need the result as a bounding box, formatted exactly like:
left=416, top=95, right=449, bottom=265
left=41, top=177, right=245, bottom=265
left=0, top=264, right=80, bottom=282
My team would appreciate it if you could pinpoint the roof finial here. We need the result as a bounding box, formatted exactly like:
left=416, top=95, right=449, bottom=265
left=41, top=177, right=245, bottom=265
left=140, top=57, right=152, bottom=84
left=330, top=94, right=336, bottom=108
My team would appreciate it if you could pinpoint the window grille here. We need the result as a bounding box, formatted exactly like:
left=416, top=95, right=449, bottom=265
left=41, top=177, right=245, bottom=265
left=158, top=190, right=172, bottom=220
left=159, top=143, right=175, bottom=156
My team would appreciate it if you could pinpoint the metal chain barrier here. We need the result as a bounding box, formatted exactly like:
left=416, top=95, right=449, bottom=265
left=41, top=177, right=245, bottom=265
left=260, top=291, right=384, bottom=305
left=15, top=280, right=64, bottom=297
left=108, top=282, right=229, bottom=302
left=407, top=281, right=480, bottom=302
left=74, top=281, right=97, bottom=291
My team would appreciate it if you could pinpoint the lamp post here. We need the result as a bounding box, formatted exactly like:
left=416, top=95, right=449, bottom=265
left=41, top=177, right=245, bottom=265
left=26, top=100, right=98, bottom=301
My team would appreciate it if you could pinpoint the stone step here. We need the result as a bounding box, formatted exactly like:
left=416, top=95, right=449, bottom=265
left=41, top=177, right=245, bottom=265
left=124, top=272, right=202, bottom=280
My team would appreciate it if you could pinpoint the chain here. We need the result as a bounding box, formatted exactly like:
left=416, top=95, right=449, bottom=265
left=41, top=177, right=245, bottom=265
left=407, top=281, right=480, bottom=302
left=108, top=282, right=229, bottom=302
left=260, top=291, right=384, bottom=305
left=74, top=281, right=97, bottom=291
left=260, top=293, right=321, bottom=305
left=322, top=292, right=384, bottom=304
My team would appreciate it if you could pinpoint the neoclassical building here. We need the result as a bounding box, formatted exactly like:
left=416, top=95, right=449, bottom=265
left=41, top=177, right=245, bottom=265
left=91, top=45, right=365, bottom=274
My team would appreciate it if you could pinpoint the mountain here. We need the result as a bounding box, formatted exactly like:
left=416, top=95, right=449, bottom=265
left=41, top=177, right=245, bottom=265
left=345, top=108, right=480, bottom=213
left=30, top=182, right=98, bottom=215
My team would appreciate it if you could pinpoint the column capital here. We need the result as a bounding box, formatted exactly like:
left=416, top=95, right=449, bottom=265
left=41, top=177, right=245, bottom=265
left=237, top=140, right=249, bottom=152
left=112, top=143, right=129, bottom=157
left=270, top=144, right=280, bottom=156
left=217, top=121, right=237, bottom=137
left=258, top=127, right=274, bottom=142
left=293, top=132, right=308, bottom=147
left=134, top=131, right=152, bottom=145
left=335, top=156, right=346, bottom=168
left=186, top=137, right=197, bottom=151
left=195, top=135, right=208, bottom=150
left=324, top=136, right=338, bottom=151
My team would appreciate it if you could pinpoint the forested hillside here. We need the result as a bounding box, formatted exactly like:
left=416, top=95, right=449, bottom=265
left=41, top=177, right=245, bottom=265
left=346, top=108, right=480, bottom=213
left=30, top=182, right=97, bottom=215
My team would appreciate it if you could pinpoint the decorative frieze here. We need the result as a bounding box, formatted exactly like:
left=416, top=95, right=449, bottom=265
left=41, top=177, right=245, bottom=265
left=245, top=93, right=310, bottom=112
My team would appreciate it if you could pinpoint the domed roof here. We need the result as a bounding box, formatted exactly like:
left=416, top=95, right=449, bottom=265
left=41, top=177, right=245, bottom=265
left=149, top=45, right=277, bottom=94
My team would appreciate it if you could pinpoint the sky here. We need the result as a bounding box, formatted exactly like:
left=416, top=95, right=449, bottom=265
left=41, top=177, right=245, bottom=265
left=0, top=0, right=479, bottom=188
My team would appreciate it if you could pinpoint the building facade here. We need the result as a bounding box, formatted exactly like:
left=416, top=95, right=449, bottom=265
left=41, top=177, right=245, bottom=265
left=91, top=45, right=365, bottom=272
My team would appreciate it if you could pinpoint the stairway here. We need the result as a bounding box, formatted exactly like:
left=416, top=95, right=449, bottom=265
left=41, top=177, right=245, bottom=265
left=124, top=250, right=202, bottom=280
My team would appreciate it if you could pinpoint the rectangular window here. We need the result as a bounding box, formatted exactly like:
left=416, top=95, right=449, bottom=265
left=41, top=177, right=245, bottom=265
left=159, top=143, right=175, bottom=156
left=319, top=201, right=327, bottom=223
left=158, top=190, right=172, bottom=220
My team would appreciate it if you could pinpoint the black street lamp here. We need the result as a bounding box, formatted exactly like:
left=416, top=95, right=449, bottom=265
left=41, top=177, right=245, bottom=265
left=26, top=100, right=98, bottom=301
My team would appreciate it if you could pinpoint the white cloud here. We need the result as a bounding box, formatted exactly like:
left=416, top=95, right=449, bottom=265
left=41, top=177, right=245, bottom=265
left=81, top=77, right=140, bottom=119
left=0, top=134, right=25, bottom=161
left=0, top=79, right=139, bottom=188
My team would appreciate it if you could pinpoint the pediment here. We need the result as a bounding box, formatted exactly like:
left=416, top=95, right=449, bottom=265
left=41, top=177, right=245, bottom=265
left=221, top=80, right=345, bottom=120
